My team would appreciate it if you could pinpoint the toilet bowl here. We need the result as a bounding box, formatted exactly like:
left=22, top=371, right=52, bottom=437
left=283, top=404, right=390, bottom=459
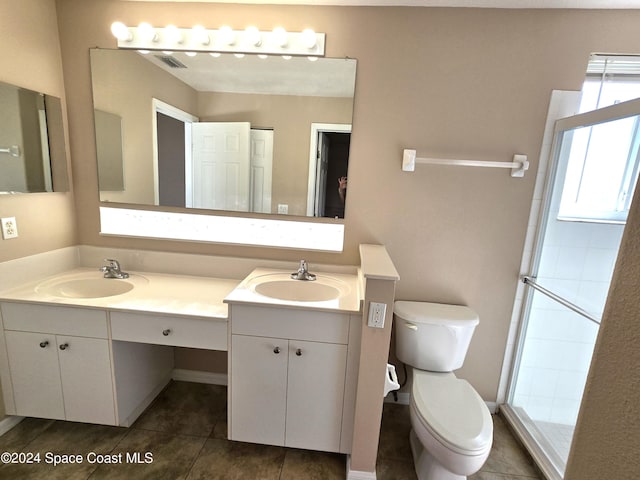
left=394, top=301, right=494, bottom=480
left=409, top=370, right=492, bottom=479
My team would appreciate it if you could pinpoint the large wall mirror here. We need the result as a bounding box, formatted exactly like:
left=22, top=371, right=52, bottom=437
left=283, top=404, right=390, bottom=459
left=0, top=81, right=69, bottom=194
left=90, top=48, right=356, bottom=219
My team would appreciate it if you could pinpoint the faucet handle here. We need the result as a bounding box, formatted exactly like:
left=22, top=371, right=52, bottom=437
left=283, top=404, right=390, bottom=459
left=104, top=258, right=121, bottom=269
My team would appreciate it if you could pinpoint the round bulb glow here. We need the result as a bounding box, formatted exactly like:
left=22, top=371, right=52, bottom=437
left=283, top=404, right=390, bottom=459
left=111, top=22, right=132, bottom=41
left=185, top=51, right=197, bottom=57
left=301, top=28, right=317, bottom=49
left=164, top=24, right=183, bottom=44
left=282, top=55, right=292, bottom=60
left=219, top=25, right=235, bottom=46
left=234, top=53, right=245, bottom=58
left=273, top=27, right=288, bottom=47
left=258, top=54, right=268, bottom=59
left=307, top=56, right=319, bottom=62
left=137, top=22, right=157, bottom=42
left=245, top=26, right=261, bottom=46
left=209, top=52, right=222, bottom=58
left=192, top=25, right=210, bottom=45
left=138, top=50, right=150, bottom=55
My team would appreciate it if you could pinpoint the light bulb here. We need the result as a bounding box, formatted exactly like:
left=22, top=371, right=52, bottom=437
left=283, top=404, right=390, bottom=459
left=234, top=53, right=245, bottom=58
left=219, top=25, right=235, bottom=46
left=273, top=27, right=288, bottom=47
left=185, top=51, right=197, bottom=57
left=301, top=28, right=317, bottom=49
left=245, top=26, right=261, bottom=46
left=137, top=22, right=157, bottom=42
left=210, top=52, right=222, bottom=58
left=192, top=25, right=210, bottom=45
left=307, top=56, right=319, bottom=62
left=110, top=22, right=132, bottom=41
left=164, top=24, right=183, bottom=44
left=258, top=54, right=268, bottom=59
left=282, top=55, right=292, bottom=60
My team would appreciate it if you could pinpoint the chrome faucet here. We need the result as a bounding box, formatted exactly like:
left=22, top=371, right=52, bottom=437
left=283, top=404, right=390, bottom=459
left=291, top=260, right=316, bottom=281
left=99, top=258, right=129, bottom=279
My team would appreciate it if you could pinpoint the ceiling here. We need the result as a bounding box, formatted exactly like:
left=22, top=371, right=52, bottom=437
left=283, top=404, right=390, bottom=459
left=128, top=0, right=640, bottom=8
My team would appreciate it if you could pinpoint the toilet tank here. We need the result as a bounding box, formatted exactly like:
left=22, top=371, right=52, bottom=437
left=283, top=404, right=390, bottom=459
left=394, top=301, right=479, bottom=372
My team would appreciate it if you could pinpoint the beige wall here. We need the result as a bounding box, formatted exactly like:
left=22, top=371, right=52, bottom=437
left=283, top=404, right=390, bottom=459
left=0, top=0, right=76, bottom=262
left=198, top=91, right=353, bottom=215
left=56, top=1, right=640, bottom=403
left=91, top=49, right=198, bottom=204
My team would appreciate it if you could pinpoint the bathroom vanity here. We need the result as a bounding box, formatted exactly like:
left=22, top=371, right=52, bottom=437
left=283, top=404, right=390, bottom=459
left=224, top=269, right=362, bottom=453
left=0, top=263, right=362, bottom=455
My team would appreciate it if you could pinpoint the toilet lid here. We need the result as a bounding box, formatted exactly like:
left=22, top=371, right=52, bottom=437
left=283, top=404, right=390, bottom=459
left=412, top=371, right=492, bottom=455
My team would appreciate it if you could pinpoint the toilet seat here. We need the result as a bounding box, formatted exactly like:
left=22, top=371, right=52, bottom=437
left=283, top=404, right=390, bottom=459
left=411, top=370, right=492, bottom=456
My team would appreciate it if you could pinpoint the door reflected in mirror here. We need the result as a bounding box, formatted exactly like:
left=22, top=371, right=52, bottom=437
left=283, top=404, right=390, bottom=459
left=90, top=49, right=356, bottom=218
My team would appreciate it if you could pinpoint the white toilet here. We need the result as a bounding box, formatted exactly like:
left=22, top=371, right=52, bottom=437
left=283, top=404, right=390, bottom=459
left=394, top=301, right=493, bottom=480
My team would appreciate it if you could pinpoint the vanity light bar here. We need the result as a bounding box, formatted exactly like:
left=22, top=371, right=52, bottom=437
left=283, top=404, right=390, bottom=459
left=111, top=23, right=325, bottom=57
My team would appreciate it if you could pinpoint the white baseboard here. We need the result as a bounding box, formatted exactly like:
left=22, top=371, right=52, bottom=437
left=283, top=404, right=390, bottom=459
left=346, top=455, right=377, bottom=480
left=0, top=415, right=24, bottom=436
left=384, top=392, right=498, bottom=414
left=172, top=369, right=228, bottom=386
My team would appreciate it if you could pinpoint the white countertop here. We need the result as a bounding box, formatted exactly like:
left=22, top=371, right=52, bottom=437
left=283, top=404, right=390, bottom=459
left=0, top=268, right=240, bottom=319
left=224, top=268, right=363, bottom=313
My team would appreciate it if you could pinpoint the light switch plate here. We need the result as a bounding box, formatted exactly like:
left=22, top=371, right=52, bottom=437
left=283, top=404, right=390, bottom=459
left=277, top=204, right=288, bottom=214
left=1, top=217, right=18, bottom=239
left=368, top=302, right=387, bottom=328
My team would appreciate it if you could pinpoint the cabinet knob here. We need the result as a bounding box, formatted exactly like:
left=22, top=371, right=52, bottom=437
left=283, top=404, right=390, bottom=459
left=295, top=348, right=302, bottom=356
left=39, top=340, right=49, bottom=348
left=59, top=343, right=69, bottom=351
left=162, top=329, right=171, bottom=336
left=273, top=346, right=281, bottom=354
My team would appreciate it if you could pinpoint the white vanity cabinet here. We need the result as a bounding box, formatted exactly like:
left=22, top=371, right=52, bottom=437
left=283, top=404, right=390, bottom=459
left=229, top=304, right=358, bottom=453
left=0, top=302, right=116, bottom=425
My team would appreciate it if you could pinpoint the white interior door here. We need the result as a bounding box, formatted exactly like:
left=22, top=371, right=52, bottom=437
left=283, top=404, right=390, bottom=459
left=191, top=122, right=251, bottom=211
left=314, top=133, right=330, bottom=217
left=249, top=129, right=273, bottom=213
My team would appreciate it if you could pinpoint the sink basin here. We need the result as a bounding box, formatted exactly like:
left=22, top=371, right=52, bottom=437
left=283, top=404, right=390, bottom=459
left=248, top=273, right=349, bottom=302
left=36, top=272, right=146, bottom=299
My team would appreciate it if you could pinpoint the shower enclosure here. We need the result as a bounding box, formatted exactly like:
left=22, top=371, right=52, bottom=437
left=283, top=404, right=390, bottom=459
left=503, top=66, right=640, bottom=479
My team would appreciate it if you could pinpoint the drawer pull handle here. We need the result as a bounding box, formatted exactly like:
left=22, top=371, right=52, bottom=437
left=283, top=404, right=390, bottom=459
left=162, top=329, right=171, bottom=336
left=295, top=348, right=302, bottom=356
left=273, top=346, right=281, bottom=354
left=59, top=343, right=69, bottom=351
left=39, top=341, right=49, bottom=348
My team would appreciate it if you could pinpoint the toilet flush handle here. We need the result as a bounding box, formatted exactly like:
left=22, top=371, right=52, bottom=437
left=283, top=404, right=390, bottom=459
left=403, top=322, right=418, bottom=331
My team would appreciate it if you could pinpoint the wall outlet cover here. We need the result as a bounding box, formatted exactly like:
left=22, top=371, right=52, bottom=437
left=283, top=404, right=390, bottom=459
left=368, top=302, right=387, bottom=328
left=1, top=217, right=18, bottom=240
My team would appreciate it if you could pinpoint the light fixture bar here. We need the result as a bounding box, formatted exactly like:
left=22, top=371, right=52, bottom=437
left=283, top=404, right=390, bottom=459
left=114, top=24, right=325, bottom=57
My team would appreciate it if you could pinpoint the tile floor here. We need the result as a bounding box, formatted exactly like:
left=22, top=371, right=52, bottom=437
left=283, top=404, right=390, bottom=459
left=0, top=381, right=543, bottom=479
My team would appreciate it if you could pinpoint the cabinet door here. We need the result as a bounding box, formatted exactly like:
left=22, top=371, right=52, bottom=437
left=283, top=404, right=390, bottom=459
left=286, top=340, right=347, bottom=452
left=57, top=336, right=116, bottom=425
left=230, top=335, right=288, bottom=446
left=4, top=331, right=65, bottom=420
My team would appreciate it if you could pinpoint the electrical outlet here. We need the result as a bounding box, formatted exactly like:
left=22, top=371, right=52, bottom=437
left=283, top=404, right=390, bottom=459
left=1, top=217, right=18, bottom=240
left=368, top=302, right=387, bottom=328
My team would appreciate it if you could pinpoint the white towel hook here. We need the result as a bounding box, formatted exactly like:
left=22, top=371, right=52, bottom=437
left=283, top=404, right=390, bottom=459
left=402, top=149, right=529, bottom=178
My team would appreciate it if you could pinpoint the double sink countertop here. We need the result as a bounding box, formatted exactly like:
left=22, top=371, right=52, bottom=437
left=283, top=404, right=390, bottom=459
left=0, top=267, right=362, bottom=319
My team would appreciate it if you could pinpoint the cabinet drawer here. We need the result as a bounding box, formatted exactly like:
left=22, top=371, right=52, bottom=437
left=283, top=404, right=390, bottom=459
left=110, top=311, right=227, bottom=350
left=230, top=305, right=349, bottom=344
left=1, top=302, right=108, bottom=338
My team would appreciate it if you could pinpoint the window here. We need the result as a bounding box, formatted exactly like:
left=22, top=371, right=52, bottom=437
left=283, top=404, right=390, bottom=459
left=558, top=55, right=640, bottom=224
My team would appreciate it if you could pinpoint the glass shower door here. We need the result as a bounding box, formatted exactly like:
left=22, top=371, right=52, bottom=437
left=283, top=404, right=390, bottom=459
left=506, top=99, right=640, bottom=479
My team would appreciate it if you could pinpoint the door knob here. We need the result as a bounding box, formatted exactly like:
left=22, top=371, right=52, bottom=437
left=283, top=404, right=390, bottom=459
left=162, top=329, right=171, bottom=336
left=39, top=340, right=49, bottom=348
left=273, top=346, right=281, bottom=354
left=295, top=348, right=302, bottom=356
left=59, top=343, right=69, bottom=351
